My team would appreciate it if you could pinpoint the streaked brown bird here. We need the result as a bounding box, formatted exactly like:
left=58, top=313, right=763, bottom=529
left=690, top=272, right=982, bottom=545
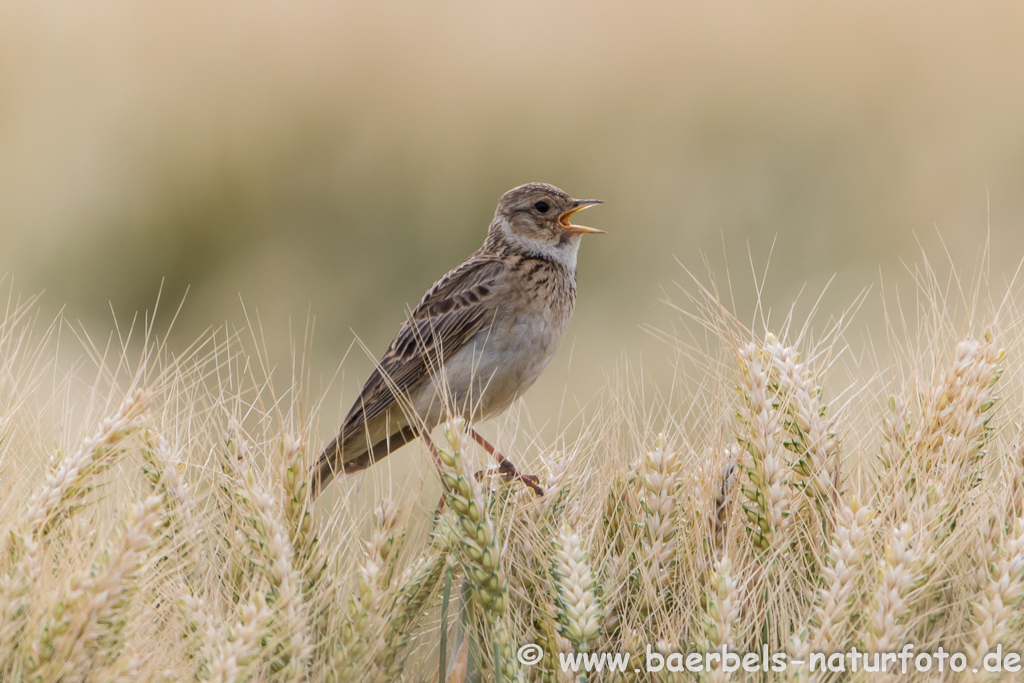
left=310, top=182, right=603, bottom=498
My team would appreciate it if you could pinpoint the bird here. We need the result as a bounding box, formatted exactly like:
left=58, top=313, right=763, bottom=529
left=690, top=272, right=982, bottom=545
left=310, top=182, right=603, bottom=499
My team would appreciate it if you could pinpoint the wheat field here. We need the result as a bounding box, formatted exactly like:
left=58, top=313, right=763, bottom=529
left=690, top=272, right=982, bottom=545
left=2, top=253, right=1024, bottom=682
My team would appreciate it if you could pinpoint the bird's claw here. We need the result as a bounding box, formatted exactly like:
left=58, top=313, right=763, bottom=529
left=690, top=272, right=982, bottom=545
left=518, top=473, right=545, bottom=497
left=474, top=462, right=545, bottom=496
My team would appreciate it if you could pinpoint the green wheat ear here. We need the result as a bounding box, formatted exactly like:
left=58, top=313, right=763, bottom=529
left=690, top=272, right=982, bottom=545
left=436, top=420, right=518, bottom=681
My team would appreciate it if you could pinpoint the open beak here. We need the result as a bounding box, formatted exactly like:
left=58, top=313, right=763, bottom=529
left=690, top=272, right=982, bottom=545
left=558, top=199, right=605, bottom=235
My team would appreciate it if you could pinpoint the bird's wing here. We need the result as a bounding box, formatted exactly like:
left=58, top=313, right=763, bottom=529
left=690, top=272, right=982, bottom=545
left=338, top=255, right=509, bottom=441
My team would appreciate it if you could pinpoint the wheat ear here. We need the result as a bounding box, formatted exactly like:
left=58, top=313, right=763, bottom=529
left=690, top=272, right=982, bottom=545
left=737, top=338, right=803, bottom=552
left=638, top=433, right=683, bottom=593
left=807, top=496, right=873, bottom=654
left=279, top=434, right=328, bottom=594
left=334, top=498, right=404, bottom=683
left=965, top=518, right=1024, bottom=676
left=232, top=467, right=312, bottom=680
left=25, top=494, right=163, bottom=681
left=551, top=524, right=604, bottom=653
left=0, top=389, right=148, bottom=672
left=206, top=591, right=274, bottom=683
left=438, top=420, right=519, bottom=681
left=866, top=523, right=924, bottom=653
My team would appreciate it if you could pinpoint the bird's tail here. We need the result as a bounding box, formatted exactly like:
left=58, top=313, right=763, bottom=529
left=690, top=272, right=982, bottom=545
left=309, top=424, right=419, bottom=499
left=309, top=436, right=346, bottom=500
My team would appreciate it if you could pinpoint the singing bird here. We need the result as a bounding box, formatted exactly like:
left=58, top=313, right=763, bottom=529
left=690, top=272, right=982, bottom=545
left=310, top=183, right=603, bottom=498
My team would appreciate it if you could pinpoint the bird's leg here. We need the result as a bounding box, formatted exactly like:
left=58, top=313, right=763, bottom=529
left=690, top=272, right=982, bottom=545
left=468, top=429, right=544, bottom=496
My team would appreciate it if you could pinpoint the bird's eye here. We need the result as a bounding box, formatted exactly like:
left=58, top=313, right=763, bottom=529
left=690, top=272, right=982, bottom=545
left=534, top=200, right=550, bottom=213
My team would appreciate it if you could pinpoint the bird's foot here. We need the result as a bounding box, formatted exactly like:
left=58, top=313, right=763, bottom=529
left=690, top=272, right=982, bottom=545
left=518, top=472, right=545, bottom=497
left=474, top=461, right=545, bottom=496
left=496, top=459, right=545, bottom=496
left=464, top=428, right=545, bottom=496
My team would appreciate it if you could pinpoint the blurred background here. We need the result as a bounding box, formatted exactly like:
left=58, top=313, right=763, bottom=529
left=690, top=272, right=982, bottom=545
left=3, top=1, right=1024, bottom=441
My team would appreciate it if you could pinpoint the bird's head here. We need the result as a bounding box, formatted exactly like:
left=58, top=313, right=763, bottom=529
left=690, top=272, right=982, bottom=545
left=488, top=183, right=603, bottom=266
